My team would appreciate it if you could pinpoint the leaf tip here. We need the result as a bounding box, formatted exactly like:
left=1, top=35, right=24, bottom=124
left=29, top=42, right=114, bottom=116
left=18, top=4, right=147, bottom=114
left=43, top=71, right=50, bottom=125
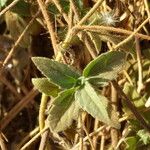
left=31, top=57, right=39, bottom=64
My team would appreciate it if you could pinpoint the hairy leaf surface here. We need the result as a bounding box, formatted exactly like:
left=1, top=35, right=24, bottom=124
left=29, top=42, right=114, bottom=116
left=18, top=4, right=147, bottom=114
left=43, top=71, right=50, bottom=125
left=48, top=88, right=80, bottom=132
left=32, top=78, right=60, bottom=97
left=75, top=82, right=120, bottom=129
left=83, top=51, right=126, bottom=80
left=32, top=57, right=80, bottom=89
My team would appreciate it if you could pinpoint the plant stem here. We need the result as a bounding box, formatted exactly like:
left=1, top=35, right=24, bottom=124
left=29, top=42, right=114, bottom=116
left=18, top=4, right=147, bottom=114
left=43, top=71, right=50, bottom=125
left=0, top=133, right=7, bottom=150
left=79, top=113, right=83, bottom=150
left=2, top=10, right=41, bottom=68
left=100, top=135, right=105, bottom=150
left=135, top=37, right=144, bottom=93
left=110, top=83, right=119, bottom=149
left=78, top=0, right=104, bottom=25
left=71, top=126, right=105, bottom=150
left=144, top=0, right=150, bottom=24
left=56, top=0, right=104, bottom=61
left=74, top=25, right=150, bottom=41
left=39, top=129, right=50, bottom=150
left=112, top=80, right=150, bottom=131
left=0, top=0, right=20, bottom=17
left=82, top=124, right=95, bottom=150
left=51, top=0, right=69, bottom=24
left=21, top=127, right=49, bottom=150
left=113, top=16, right=150, bottom=50
left=39, top=94, right=49, bottom=131
left=37, top=0, right=58, bottom=55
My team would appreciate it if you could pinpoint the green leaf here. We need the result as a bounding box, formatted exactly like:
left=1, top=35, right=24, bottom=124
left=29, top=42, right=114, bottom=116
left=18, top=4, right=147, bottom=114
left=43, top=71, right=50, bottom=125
left=75, top=81, right=120, bottom=129
left=125, top=136, right=138, bottom=150
left=83, top=51, right=126, bottom=80
left=137, top=129, right=150, bottom=145
left=48, top=88, right=80, bottom=132
left=32, top=78, right=60, bottom=97
left=123, top=82, right=146, bottom=116
left=88, top=32, right=102, bottom=53
left=8, top=0, right=31, bottom=17
left=0, top=0, right=7, bottom=8
left=47, top=0, right=69, bottom=15
left=87, top=77, right=109, bottom=87
left=32, top=57, right=80, bottom=89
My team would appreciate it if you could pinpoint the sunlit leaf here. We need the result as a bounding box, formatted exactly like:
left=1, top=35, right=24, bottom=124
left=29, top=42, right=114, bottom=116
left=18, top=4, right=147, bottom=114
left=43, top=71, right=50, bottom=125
left=75, top=81, right=120, bottom=129
left=137, top=129, right=150, bottom=145
left=32, top=78, right=60, bottom=97
left=0, top=0, right=7, bottom=8
left=48, top=88, right=80, bottom=132
left=83, top=51, right=126, bottom=81
left=125, top=136, right=138, bottom=150
left=123, top=82, right=146, bottom=116
left=32, top=57, right=80, bottom=89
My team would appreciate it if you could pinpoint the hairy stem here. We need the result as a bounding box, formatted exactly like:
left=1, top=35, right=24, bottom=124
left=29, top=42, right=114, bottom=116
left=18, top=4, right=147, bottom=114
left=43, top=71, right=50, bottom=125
left=39, top=94, right=49, bottom=131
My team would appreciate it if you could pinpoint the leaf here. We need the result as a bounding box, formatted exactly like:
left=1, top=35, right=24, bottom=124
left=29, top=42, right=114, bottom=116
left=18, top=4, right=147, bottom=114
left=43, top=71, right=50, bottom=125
left=48, top=88, right=80, bottom=132
left=8, top=0, right=31, bottom=17
left=137, top=129, right=150, bottom=145
left=87, top=77, right=109, bottom=87
left=125, top=136, right=138, bottom=150
left=48, top=0, right=69, bottom=14
left=123, top=82, right=146, bottom=116
left=32, top=57, right=80, bottom=89
left=0, top=0, right=7, bottom=8
left=32, top=78, right=60, bottom=97
left=83, top=51, right=126, bottom=80
left=88, top=32, right=102, bottom=53
left=5, top=11, right=30, bottom=48
left=75, top=81, right=120, bottom=129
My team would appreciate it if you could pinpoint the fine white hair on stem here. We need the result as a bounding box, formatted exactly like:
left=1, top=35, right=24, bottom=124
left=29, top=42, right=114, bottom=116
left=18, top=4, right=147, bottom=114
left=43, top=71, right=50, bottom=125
left=98, top=11, right=119, bottom=26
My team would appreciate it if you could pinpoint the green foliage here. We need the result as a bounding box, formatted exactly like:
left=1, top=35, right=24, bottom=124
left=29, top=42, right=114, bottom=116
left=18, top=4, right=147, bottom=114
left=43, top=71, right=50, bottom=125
left=125, top=136, right=138, bottom=150
left=32, top=57, right=80, bottom=89
left=83, top=51, right=125, bottom=80
left=48, top=88, right=80, bottom=132
left=47, top=0, right=84, bottom=16
left=123, top=82, right=146, bottom=116
left=47, top=0, right=69, bottom=15
left=9, top=0, right=30, bottom=17
left=32, top=78, right=60, bottom=97
left=75, top=81, right=120, bottom=129
left=32, top=51, right=126, bottom=132
left=124, top=129, right=150, bottom=150
left=0, top=0, right=7, bottom=8
left=137, top=129, right=150, bottom=145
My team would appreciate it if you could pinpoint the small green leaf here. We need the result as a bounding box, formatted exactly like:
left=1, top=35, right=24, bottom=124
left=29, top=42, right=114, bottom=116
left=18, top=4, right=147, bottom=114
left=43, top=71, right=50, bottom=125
left=137, top=129, right=150, bottom=145
left=83, top=51, right=126, bottom=80
left=32, top=57, right=80, bottom=89
left=125, top=136, right=138, bottom=150
left=47, top=0, right=69, bottom=14
left=32, top=78, right=60, bottom=97
left=75, top=81, right=120, bottom=129
left=48, top=88, right=80, bottom=132
left=0, top=0, right=7, bottom=8
left=123, top=82, right=146, bottom=116
left=9, top=0, right=31, bottom=17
